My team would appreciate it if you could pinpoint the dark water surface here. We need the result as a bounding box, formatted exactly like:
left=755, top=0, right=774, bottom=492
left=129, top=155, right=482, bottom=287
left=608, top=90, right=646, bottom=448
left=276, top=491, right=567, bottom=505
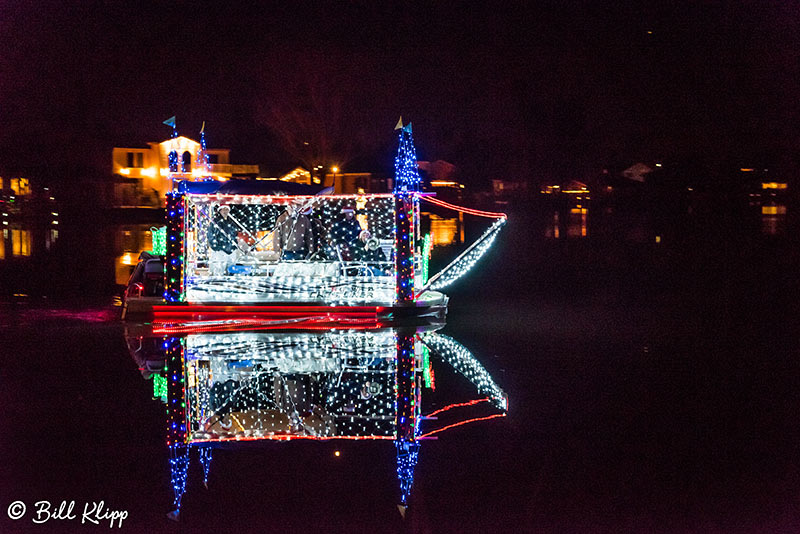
left=2, top=197, right=800, bottom=533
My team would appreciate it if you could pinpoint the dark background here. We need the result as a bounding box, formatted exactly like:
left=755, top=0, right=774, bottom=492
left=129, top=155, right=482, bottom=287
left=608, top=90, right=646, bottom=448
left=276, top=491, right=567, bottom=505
left=1, top=1, right=799, bottom=187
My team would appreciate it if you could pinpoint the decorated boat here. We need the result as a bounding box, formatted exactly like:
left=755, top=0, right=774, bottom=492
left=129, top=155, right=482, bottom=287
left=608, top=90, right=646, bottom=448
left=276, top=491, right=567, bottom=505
left=122, top=121, right=506, bottom=326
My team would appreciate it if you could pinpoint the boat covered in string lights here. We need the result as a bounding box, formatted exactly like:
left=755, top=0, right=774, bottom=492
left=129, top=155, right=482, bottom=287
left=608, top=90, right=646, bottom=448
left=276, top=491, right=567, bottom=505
left=122, top=120, right=507, bottom=326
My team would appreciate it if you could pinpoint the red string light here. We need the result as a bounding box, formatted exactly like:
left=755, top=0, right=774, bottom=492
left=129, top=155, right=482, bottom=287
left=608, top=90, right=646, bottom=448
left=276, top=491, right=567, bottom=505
left=419, top=413, right=507, bottom=438
left=190, top=434, right=398, bottom=443
left=421, top=196, right=507, bottom=219
left=424, top=397, right=491, bottom=418
left=152, top=315, right=382, bottom=334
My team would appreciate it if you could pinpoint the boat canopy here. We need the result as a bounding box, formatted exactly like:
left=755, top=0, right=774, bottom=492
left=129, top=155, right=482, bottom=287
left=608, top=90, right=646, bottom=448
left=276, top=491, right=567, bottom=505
left=176, top=179, right=325, bottom=196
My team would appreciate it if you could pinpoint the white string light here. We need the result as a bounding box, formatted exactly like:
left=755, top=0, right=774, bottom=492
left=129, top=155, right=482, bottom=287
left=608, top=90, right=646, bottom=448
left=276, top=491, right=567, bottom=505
left=421, top=332, right=508, bottom=410
left=427, top=218, right=506, bottom=292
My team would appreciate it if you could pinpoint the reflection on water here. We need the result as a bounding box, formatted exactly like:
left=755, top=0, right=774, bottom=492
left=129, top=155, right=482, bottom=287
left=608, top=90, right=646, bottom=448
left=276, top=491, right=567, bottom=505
left=115, top=225, right=158, bottom=285
left=567, top=206, right=588, bottom=238
left=761, top=204, right=787, bottom=236
left=124, top=322, right=507, bottom=519
left=545, top=206, right=589, bottom=239
left=427, top=213, right=464, bottom=246
left=542, top=192, right=793, bottom=241
left=0, top=183, right=59, bottom=260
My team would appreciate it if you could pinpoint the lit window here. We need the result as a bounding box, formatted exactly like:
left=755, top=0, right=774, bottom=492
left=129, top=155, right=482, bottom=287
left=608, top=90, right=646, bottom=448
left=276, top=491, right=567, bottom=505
left=12, top=229, right=31, bottom=256
left=10, top=178, right=30, bottom=196
left=182, top=151, right=192, bottom=172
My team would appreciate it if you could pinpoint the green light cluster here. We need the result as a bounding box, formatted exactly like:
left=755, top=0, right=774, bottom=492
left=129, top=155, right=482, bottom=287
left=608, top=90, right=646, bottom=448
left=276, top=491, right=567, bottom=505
left=151, top=226, right=166, bottom=256
left=421, top=233, right=431, bottom=285
left=153, top=373, right=167, bottom=401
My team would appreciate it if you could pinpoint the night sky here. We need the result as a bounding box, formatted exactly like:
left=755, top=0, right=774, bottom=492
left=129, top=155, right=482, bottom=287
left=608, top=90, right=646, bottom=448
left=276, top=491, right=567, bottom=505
left=1, top=1, right=798, bottom=187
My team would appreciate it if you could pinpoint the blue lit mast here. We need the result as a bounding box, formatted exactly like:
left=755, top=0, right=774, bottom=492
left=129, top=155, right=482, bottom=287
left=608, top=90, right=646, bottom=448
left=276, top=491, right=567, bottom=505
left=393, top=117, right=421, bottom=306
left=395, top=328, right=420, bottom=516
left=165, top=336, right=188, bottom=521
left=196, top=121, right=211, bottom=180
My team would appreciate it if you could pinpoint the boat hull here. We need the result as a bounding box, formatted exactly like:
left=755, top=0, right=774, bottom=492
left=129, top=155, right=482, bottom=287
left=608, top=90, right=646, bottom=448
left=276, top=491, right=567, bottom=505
left=122, top=292, right=448, bottom=327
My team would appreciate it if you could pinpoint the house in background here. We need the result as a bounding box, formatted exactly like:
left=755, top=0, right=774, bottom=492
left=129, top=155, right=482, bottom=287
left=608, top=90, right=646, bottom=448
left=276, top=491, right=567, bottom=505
left=112, top=136, right=259, bottom=208
left=0, top=175, right=58, bottom=262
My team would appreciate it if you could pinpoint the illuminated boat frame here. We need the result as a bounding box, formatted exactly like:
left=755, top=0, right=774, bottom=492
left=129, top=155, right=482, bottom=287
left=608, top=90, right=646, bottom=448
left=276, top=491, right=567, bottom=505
left=144, top=182, right=455, bottom=322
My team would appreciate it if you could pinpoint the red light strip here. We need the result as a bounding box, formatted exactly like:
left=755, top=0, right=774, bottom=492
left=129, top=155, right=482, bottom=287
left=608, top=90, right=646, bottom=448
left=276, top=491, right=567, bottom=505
left=154, top=305, right=383, bottom=314
left=152, top=315, right=383, bottom=334
left=186, top=193, right=399, bottom=203
left=421, top=196, right=507, bottom=219
left=189, top=434, right=397, bottom=443
left=424, top=397, right=491, bottom=418
left=418, top=413, right=507, bottom=438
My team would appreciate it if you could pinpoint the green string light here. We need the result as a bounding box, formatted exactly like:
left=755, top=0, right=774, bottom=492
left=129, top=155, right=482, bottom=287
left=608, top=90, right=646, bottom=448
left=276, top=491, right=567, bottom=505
left=151, top=226, right=166, bottom=256
left=421, top=233, right=431, bottom=286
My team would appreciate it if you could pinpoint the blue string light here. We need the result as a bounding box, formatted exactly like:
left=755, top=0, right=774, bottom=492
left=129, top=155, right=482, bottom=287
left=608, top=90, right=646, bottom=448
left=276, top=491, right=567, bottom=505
left=164, top=192, right=185, bottom=302
left=395, top=440, right=420, bottom=506
left=393, top=122, right=421, bottom=193
left=169, top=444, right=189, bottom=515
left=199, top=447, right=213, bottom=487
left=196, top=122, right=211, bottom=180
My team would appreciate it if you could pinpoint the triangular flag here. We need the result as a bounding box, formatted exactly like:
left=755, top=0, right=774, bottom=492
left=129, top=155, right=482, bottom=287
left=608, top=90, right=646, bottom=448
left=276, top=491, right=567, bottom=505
left=397, top=505, right=407, bottom=519
left=394, top=117, right=404, bottom=130
left=163, top=116, right=176, bottom=128
left=403, top=122, right=412, bottom=134
left=200, top=121, right=205, bottom=134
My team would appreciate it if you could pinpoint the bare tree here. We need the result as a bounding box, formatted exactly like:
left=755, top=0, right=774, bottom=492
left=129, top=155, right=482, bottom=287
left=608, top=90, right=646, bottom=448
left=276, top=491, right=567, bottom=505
left=252, top=50, right=382, bottom=175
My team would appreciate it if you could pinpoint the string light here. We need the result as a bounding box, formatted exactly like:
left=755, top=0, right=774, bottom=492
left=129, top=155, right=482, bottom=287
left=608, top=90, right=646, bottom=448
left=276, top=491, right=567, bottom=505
left=153, top=374, right=167, bottom=401
left=419, top=413, right=507, bottom=439
left=196, top=122, right=211, bottom=180
left=169, top=444, right=189, bottom=515
left=179, top=194, right=398, bottom=304
left=393, top=120, right=421, bottom=193
left=420, top=233, right=432, bottom=286
left=421, top=196, right=507, bottom=219
left=395, top=440, right=420, bottom=506
left=181, top=330, right=401, bottom=440
left=423, top=218, right=506, bottom=292
left=164, top=192, right=185, bottom=302
left=394, top=194, right=415, bottom=303
left=164, top=336, right=187, bottom=446
left=151, top=226, right=166, bottom=256
left=198, top=447, right=213, bottom=487
left=420, top=332, right=508, bottom=410
left=425, top=397, right=492, bottom=418
left=394, top=332, right=417, bottom=441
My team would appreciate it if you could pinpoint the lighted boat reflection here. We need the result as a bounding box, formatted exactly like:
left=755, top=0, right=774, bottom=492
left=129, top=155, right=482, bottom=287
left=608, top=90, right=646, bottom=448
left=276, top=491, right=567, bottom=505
left=125, top=323, right=507, bottom=520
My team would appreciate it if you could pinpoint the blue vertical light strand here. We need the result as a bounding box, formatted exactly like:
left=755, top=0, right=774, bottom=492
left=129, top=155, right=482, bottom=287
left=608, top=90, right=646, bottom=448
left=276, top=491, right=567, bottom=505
left=164, top=192, right=185, bottom=302
left=395, top=329, right=419, bottom=508
left=393, top=122, right=421, bottom=193
left=394, top=194, right=415, bottom=303
left=164, top=116, right=178, bottom=178
left=199, top=447, right=213, bottom=487
left=197, top=121, right=210, bottom=179
left=165, top=333, right=188, bottom=520
left=168, top=444, right=189, bottom=518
